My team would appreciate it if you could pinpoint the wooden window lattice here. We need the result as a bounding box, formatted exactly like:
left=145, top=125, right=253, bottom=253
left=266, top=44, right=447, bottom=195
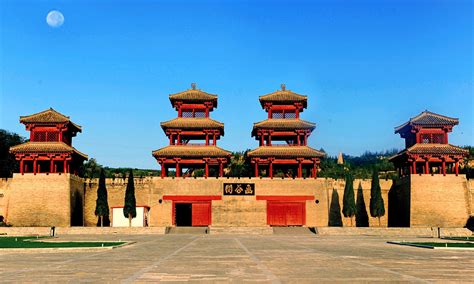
left=182, top=111, right=193, bottom=118
left=421, top=133, right=445, bottom=144
left=33, top=131, right=59, bottom=142
left=194, top=111, right=205, bottom=118
left=272, top=112, right=284, bottom=119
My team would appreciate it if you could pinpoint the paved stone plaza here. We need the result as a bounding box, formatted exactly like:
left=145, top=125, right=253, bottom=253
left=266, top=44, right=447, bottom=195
left=1, top=234, right=473, bottom=282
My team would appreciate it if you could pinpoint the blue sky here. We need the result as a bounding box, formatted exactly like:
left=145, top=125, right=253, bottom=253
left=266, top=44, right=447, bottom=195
left=1, top=0, right=472, bottom=169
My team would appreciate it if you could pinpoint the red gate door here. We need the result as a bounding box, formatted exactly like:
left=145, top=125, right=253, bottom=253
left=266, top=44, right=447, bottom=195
left=192, top=202, right=211, bottom=226
left=267, top=202, right=305, bottom=226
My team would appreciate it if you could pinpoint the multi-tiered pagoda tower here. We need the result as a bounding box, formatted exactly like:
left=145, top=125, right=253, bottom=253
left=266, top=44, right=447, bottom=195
left=247, top=85, right=325, bottom=178
left=152, top=84, right=231, bottom=178
left=9, top=108, right=88, bottom=175
left=389, top=111, right=468, bottom=176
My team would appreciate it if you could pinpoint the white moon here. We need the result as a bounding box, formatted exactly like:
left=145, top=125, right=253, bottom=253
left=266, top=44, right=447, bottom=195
left=46, top=10, right=64, bottom=28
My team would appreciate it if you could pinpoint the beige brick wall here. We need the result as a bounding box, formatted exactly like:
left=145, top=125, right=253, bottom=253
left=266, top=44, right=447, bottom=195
left=83, top=177, right=391, bottom=228
left=410, top=174, right=470, bottom=227
left=3, top=174, right=74, bottom=227
left=0, top=178, right=13, bottom=219
left=3, top=174, right=470, bottom=228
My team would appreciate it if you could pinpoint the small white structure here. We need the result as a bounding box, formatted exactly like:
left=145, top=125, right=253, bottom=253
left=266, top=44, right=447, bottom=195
left=112, top=206, right=149, bottom=227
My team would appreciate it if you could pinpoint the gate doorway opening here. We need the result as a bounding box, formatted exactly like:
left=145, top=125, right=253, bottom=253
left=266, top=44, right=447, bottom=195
left=173, top=201, right=211, bottom=227
left=175, top=203, right=192, bottom=226
left=267, top=201, right=305, bottom=226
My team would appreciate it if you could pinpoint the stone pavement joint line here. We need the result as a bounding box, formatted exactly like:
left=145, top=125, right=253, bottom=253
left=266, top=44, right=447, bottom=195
left=274, top=237, right=431, bottom=283
left=122, top=236, right=200, bottom=283
left=234, top=238, right=281, bottom=284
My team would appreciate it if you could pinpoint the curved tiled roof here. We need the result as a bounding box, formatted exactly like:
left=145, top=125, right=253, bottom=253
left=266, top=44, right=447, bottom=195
left=19, top=108, right=82, bottom=131
left=389, top=143, right=468, bottom=161
left=407, top=144, right=468, bottom=155
left=259, top=85, right=307, bottom=108
left=9, top=142, right=88, bottom=159
left=152, top=145, right=231, bottom=158
left=169, top=85, right=218, bottom=107
left=161, top=118, right=224, bottom=134
left=395, top=111, right=459, bottom=133
left=247, top=146, right=325, bottom=158
left=252, top=119, right=315, bottom=136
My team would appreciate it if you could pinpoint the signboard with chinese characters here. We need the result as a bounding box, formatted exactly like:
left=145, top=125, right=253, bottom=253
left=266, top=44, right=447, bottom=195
left=223, top=183, right=255, bottom=196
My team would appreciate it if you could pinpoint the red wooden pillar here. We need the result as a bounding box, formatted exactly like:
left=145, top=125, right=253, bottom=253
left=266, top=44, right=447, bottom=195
left=63, top=159, right=67, bottom=173
left=412, top=161, right=417, bottom=174
left=177, top=134, right=181, bottom=145
left=304, top=134, right=308, bottom=146
left=455, top=160, right=459, bottom=176
left=297, top=160, right=303, bottom=178
left=442, top=159, right=446, bottom=176
left=267, top=135, right=272, bottom=146
left=260, top=135, right=264, bottom=146
left=219, top=160, right=224, bottom=177
left=205, top=159, right=209, bottom=178
left=176, top=161, right=181, bottom=177
left=170, top=134, right=174, bottom=145
left=213, top=133, right=216, bottom=146
left=50, top=159, right=54, bottom=173
left=160, top=162, right=165, bottom=178
left=269, top=161, right=273, bottom=179
left=312, top=161, right=317, bottom=179
left=178, top=107, right=182, bottom=117
left=33, top=158, right=37, bottom=175
left=425, top=160, right=429, bottom=174
left=20, top=159, right=24, bottom=175
left=254, top=161, right=259, bottom=177
left=297, top=135, right=301, bottom=146
left=205, top=134, right=209, bottom=146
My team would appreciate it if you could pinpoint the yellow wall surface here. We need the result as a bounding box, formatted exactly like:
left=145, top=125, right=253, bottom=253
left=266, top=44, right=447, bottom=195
left=410, top=174, right=471, bottom=227
left=1, top=174, right=472, bottom=228
left=83, top=177, right=391, bottom=227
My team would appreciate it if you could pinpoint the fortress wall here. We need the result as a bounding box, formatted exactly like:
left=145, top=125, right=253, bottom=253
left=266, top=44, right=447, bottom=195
left=332, top=179, right=391, bottom=227
left=410, top=174, right=470, bottom=227
left=0, top=178, right=13, bottom=219
left=83, top=177, right=391, bottom=227
left=4, top=174, right=73, bottom=227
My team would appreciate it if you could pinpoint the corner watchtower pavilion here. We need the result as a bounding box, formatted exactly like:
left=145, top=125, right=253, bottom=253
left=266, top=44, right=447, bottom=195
left=152, top=83, right=231, bottom=178
left=389, top=111, right=468, bottom=175
left=247, top=84, right=325, bottom=178
left=9, top=108, right=88, bottom=175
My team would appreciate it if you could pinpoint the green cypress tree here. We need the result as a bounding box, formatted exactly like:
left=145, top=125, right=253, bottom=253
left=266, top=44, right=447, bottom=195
left=328, top=189, right=343, bottom=226
left=342, top=173, right=356, bottom=226
left=95, top=169, right=109, bottom=227
left=123, top=170, right=136, bottom=227
left=370, top=169, right=385, bottom=226
left=355, top=182, right=369, bottom=227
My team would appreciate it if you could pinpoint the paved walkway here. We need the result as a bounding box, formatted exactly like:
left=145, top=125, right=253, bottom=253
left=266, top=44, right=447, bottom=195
left=1, top=234, right=473, bottom=282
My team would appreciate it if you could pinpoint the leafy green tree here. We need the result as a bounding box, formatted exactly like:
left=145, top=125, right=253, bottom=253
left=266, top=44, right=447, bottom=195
left=81, top=158, right=102, bottom=179
left=342, top=173, right=356, bottom=226
left=95, top=169, right=109, bottom=227
left=328, top=189, right=343, bottom=226
left=228, top=151, right=252, bottom=177
left=355, top=182, right=369, bottom=227
left=0, top=130, right=27, bottom=177
left=370, top=170, right=385, bottom=226
left=123, top=170, right=136, bottom=227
